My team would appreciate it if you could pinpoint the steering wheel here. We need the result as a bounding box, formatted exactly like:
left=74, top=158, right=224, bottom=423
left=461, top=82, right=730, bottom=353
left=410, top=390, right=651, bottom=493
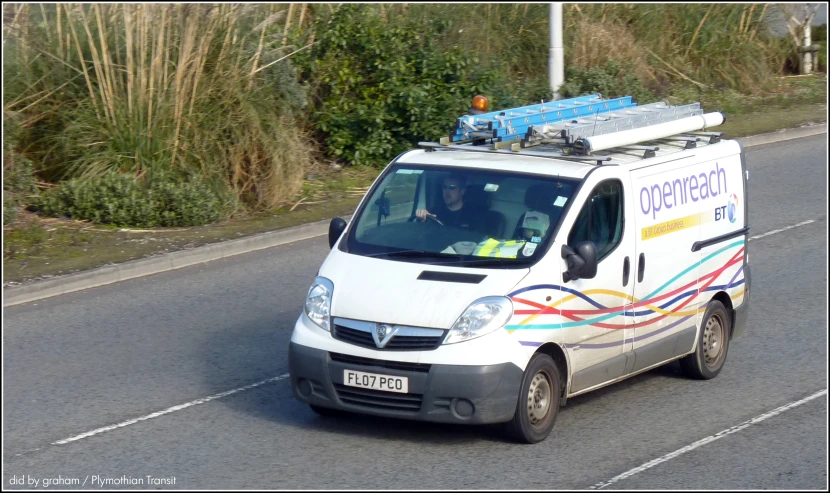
left=425, top=215, right=444, bottom=226
left=408, top=212, right=444, bottom=225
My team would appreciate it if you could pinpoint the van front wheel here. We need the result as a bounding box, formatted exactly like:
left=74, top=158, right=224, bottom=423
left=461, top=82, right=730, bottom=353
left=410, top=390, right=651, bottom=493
left=680, top=300, right=731, bottom=379
left=506, top=354, right=561, bottom=444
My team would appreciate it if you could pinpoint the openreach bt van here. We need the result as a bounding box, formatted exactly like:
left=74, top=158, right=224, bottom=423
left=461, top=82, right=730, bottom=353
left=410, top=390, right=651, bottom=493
left=289, top=94, right=751, bottom=444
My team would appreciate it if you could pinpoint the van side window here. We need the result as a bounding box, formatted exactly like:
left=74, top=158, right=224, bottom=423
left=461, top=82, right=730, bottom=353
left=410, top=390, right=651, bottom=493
left=568, top=180, right=624, bottom=261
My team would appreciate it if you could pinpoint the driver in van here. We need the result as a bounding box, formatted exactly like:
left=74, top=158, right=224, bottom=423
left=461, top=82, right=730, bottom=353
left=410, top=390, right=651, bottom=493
left=415, top=174, right=478, bottom=229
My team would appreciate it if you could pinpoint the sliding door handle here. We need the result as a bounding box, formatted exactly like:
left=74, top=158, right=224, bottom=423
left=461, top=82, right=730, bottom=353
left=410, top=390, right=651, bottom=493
left=638, top=253, right=646, bottom=283
left=622, top=257, right=630, bottom=286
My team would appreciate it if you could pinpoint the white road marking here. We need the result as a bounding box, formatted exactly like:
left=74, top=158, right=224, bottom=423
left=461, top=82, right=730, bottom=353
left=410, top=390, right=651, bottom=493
left=589, top=389, right=828, bottom=489
left=49, top=374, right=290, bottom=447
left=748, top=219, right=816, bottom=241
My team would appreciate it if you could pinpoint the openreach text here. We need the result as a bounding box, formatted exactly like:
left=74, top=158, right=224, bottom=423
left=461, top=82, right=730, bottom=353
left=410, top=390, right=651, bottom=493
left=640, top=162, right=728, bottom=220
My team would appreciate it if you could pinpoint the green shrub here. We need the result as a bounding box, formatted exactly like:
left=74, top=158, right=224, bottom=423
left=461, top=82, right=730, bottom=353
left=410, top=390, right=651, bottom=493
left=3, top=112, right=40, bottom=224
left=2, top=155, right=38, bottom=225
left=4, top=196, right=20, bottom=225
left=36, top=172, right=227, bottom=227
left=295, top=5, right=547, bottom=167
left=814, top=24, right=827, bottom=72
left=560, top=60, right=656, bottom=104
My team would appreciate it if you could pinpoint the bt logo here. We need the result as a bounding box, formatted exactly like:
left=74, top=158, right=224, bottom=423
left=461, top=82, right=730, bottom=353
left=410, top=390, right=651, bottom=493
left=727, top=193, right=739, bottom=223
left=715, top=194, right=739, bottom=223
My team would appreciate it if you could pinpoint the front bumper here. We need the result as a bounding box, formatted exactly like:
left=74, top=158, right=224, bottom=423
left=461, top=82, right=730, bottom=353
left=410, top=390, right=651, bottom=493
left=289, top=342, right=523, bottom=424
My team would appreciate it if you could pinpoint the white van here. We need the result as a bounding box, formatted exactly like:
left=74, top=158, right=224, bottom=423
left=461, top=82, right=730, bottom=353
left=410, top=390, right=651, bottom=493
left=288, top=94, right=750, bottom=443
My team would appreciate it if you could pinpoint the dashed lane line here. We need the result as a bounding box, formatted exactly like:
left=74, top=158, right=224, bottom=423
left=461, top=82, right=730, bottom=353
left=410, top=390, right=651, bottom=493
left=589, top=389, right=827, bottom=489
left=13, top=374, right=290, bottom=457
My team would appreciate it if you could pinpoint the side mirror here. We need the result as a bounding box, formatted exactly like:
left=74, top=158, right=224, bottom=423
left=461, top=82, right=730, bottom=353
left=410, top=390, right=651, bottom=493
left=329, top=217, right=347, bottom=249
left=561, top=241, right=598, bottom=283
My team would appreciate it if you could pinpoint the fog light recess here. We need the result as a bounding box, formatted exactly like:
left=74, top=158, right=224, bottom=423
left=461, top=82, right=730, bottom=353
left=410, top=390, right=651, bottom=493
left=451, top=398, right=475, bottom=419
left=297, top=378, right=312, bottom=397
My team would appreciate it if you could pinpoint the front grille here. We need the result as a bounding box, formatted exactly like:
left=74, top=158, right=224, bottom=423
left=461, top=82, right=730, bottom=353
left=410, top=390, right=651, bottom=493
left=333, top=324, right=444, bottom=351
left=433, top=397, right=452, bottom=411
left=330, top=352, right=432, bottom=373
left=385, top=336, right=443, bottom=350
left=333, top=384, right=423, bottom=412
left=332, top=325, right=374, bottom=348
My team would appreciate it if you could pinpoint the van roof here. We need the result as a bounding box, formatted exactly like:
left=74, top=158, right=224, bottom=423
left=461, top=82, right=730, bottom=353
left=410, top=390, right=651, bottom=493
left=398, top=137, right=734, bottom=179
left=397, top=148, right=595, bottom=179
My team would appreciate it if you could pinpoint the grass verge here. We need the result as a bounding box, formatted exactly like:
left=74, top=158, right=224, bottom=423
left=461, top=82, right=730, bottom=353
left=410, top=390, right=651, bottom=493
left=3, top=82, right=827, bottom=286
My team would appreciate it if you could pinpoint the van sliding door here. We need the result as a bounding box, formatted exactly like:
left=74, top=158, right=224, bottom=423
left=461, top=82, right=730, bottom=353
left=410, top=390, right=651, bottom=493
left=628, top=163, right=703, bottom=372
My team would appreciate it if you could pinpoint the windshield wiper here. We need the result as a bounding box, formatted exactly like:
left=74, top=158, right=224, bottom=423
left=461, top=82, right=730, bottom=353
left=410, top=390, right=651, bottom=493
left=365, top=249, right=463, bottom=260
left=456, top=257, right=533, bottom=268
left=365, top=250, right=532, bottom=268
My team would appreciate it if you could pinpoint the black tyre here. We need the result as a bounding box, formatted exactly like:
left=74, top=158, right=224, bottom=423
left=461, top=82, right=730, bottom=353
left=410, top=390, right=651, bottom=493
left=310, top=404, right=346, bottom=417
left=680, top=300, right=731, bottom=380
left=506, top=353, right=561, bottom=444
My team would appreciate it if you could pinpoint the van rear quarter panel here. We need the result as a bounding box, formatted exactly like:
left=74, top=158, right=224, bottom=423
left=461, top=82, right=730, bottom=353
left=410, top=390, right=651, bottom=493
left=631, top=142, right=747, bottom=342
left=692, top=147, right=748, bottom=320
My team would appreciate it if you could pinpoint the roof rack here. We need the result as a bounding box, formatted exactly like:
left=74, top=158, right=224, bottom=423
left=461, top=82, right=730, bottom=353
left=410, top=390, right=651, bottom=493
left=420, top=94, right=725, bottom=165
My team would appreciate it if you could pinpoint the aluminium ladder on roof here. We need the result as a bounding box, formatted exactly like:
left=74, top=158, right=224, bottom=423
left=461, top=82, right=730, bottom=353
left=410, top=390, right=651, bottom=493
left=427, top=95, right=724, bottom=164
left=540, top=102, right=703, bottom=143
left=448, top=93, right=638, bottom=143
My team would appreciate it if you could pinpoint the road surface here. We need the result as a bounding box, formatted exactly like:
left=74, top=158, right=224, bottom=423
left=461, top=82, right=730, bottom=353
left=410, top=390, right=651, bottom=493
left=3, top=135, right=827, bottom=489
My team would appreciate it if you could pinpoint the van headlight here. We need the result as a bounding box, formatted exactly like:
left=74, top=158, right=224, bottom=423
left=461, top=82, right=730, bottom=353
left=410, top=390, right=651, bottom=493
left=444, top=297, right=513, bottom=344
left=304, top=277, right=334, bottom=331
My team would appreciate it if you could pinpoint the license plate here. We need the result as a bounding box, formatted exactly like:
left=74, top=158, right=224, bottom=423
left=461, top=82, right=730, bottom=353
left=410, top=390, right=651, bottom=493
left=343, top=369, right=408, bottom=394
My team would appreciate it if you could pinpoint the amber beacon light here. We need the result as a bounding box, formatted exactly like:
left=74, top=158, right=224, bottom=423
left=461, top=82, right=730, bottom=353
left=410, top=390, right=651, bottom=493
left=469, top=95, right=489, bottom=115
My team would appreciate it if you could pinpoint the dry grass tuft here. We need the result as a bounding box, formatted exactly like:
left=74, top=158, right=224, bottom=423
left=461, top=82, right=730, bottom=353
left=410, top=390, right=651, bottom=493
left=569, top=18, right=661, bottom=89
left=5, top=3, right=320, bottom=212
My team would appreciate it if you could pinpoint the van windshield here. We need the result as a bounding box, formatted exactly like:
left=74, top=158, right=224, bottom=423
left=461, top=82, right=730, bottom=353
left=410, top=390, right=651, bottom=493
left=344, top=164, right=581, bottom=267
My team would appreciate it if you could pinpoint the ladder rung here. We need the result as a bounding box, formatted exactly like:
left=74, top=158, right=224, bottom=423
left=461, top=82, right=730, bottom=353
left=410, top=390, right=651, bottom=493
left=531, top=102, right=672, bottom=132
left=555, top=104, right=703, bottom=143
left=455, top=93, right=601, bottom=125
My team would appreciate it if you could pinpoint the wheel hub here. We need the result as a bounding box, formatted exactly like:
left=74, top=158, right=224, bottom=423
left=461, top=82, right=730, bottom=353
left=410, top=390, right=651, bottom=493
left=703, top=315, right=724, bottom=368
left=526, top=371, right=552, bottom=425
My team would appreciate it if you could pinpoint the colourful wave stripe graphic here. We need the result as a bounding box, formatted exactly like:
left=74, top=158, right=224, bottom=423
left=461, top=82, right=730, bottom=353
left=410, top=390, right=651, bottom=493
left=506, top=240, right=746, bottom=334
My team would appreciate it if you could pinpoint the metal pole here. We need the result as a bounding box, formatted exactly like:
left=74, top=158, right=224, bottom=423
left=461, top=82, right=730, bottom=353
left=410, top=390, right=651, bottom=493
left=550, top=3, right=564, bottom=100
left=803, top=5, right=813, bottom=74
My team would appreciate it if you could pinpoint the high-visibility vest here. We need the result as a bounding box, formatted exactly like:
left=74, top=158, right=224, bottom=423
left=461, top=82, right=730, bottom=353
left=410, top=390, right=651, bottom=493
left=472, top=239, right=526, bottom=258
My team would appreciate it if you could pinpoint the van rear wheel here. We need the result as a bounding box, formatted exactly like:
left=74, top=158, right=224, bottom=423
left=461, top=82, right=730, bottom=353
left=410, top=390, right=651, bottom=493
left=680, top=300, right=731, bottom=379
left=506, top=353, right=561, bottom=444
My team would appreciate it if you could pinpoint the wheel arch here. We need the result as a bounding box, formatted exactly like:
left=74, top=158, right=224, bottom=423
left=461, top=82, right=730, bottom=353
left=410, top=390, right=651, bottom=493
left=534, top=342, right=570, bottom=405
left=709, top=291, right=734, bottom=337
